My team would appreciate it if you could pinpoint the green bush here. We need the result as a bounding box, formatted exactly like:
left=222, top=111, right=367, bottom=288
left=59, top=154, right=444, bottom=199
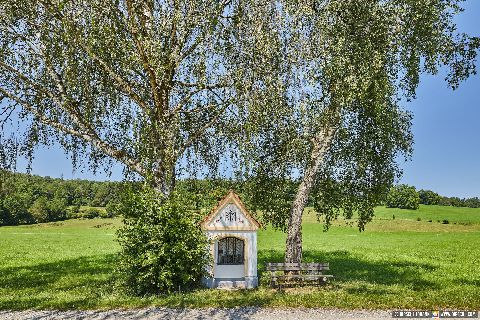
left=71, top=204, right=80, bottom=213
left=66, top=205, right=81, bottom=219
left=418, top=189, right=441, bottom=205
left=48, top=197, right=67, bottom=220
left=116, top=187, right=209, bottom=295
left=29, top=197, right=51, bottom=223
left=386, top=184, right=420, bottom=210
left=80, top=207, right=102, bottom=219
left=2, top=193, right=34, bottom=225
left=99, top=209, right=112, bottom=218
left=28, top=196, right=67, bottom=223
left=104, top=201, right=118, bottom=218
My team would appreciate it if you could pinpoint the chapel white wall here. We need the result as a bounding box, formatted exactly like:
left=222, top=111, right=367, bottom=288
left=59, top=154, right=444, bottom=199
left=204, top=230, right=258, bottom=288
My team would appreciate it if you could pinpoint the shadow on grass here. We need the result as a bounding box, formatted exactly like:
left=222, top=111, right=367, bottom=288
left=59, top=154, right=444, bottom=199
left=0, top=254, right=117, bottom=310
left=453, top=278, right=480, bottom=287
left=0, top=255, right=276, bottom=313
left=258, top=249, right=438, bottom=292
left=0, top=249, right=440, bottom=311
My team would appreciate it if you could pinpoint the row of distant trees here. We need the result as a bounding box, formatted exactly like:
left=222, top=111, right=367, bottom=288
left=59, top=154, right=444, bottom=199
left=0, top=171, right=250, bottom=226
left=2, top=170, right=479, bottom=225
left=0, top=171, right=122, bottom=226
left=386, top=184, right=480, bottom=210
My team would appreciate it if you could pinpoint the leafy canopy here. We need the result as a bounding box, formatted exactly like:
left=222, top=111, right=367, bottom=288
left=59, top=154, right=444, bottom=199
left=386, top=184, right=420, bottom=210
left=0, top=0, right=263, bottom=193
left=237, top=0, right=479, bottom=230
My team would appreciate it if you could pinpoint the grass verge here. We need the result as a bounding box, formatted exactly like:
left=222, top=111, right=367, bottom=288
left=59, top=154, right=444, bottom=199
left=0, top=206, right=479, bottom=310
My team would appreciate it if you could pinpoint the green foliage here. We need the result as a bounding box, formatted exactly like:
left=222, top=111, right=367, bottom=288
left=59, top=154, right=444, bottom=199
left=414, top=188, right=480, bottom=209
left=29, top=197, right=51, bottom=223
left=386, top=185, right=420, bottom=210
left=437, top=196, right=480, bottom=208
left=29, top=196, right=67, bottom=223
left=0, top=0, right=257, bottom=194
left=234, top=0, right=479, bottom=236
left=102, top=203, right=115, bottom=218
left=241, top=177, right=297, bottom=231
left=462, top=197, right=480, bottom=208
left=81, top=208, right=102, bottom=219
left=116, top=187, right=209, bottom=295
left=174, top=179, right=238, bottom=215
left=0, top=0, right=478, bottom=236
left=0, top=170, right=121, bottom=225
left=418, top=189, right=441, bottom=205
left=48, top=197, right=68, bottom=218
left=1, top=192, right=33, bottom=225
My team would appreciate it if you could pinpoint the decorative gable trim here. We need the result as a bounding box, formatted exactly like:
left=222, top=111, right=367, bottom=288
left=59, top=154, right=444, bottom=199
left=201, top=190, right=260, bottom=231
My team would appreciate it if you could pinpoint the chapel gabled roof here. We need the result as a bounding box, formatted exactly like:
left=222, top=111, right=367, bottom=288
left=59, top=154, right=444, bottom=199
left=200, top=190, right=260, bottom=231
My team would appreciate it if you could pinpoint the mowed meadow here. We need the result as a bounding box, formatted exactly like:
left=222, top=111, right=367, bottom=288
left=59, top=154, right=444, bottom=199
left=0, top=205, right=479, bottom=310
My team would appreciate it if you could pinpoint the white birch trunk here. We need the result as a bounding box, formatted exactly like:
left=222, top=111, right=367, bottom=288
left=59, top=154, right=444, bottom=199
left=285, top=123, right=339, bottom=263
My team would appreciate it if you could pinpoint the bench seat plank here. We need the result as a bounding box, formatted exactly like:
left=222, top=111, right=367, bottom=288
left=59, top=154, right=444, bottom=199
left=266, top=262, right=333, bottom=287
left=266, top=264, right=329, bottom=271
left=273, top=274, right=334, bottom=279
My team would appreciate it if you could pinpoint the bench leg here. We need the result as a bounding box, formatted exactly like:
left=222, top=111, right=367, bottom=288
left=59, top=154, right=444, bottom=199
left=271, top=278, right=277, bottom=289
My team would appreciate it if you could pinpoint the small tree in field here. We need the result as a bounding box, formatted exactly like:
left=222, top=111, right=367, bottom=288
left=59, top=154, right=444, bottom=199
left=386, top=185, right=420, bottom=210
left=29, top=196, right=51, bottom=222
left=418, top=189, right=442, bottom=205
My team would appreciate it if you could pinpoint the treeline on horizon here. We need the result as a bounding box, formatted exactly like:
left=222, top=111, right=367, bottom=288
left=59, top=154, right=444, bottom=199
left=1, top=170, right=479, bottom=227
left=0, top=171, right=248, bottom=226
left=386, top=185, right=480, bottom=211
left=0, top=170, right=123, bottom=226
left=417, top=189, right=480, bottom=208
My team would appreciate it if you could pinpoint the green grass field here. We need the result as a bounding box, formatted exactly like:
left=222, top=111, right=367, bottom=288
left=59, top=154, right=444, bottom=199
left=0, top=205, right=479, bottom=310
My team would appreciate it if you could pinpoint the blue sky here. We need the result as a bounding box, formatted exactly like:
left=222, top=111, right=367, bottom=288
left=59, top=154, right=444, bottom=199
left=6, top=1, right=480, bottom=198
left=397, top=0, right=480, bottom=198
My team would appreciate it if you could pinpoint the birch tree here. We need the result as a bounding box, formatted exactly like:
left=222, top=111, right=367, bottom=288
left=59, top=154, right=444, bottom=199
left=0, top=0, right=255, bottom=195
left=239, top=0, right=479, bottom=263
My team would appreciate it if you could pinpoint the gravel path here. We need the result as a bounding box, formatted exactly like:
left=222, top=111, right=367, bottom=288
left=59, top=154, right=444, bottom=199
left=0, top=308, right=395, bottom=320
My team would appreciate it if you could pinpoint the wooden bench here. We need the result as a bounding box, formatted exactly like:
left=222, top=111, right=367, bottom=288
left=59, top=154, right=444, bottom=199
left=265, top=262, right=333, bottom=288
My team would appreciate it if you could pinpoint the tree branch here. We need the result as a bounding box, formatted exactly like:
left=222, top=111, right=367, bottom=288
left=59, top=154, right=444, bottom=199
left=175, top=0, right=231, bottom=66
left=0, top=87, right=146, bottom=177
left=0, top=61, right=68, bottom=111
left=170, top=89, right=204, bottom=114
left=0, top=59, right=88, bottom=133
left=125, top=0, right=163, bottom=113
left=75, top=42, right=150, bottom=113
left=176, top=104, right=228, bottom=157
left=178, top=102, right=218, bottom=115
left=0, top=104, right=16, bottom=131
left=172, top=80, right=228, bottom=89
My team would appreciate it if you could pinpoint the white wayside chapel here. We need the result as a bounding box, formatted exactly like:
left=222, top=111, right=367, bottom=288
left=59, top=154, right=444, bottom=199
left=201, top=190, right=260, bottom=289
